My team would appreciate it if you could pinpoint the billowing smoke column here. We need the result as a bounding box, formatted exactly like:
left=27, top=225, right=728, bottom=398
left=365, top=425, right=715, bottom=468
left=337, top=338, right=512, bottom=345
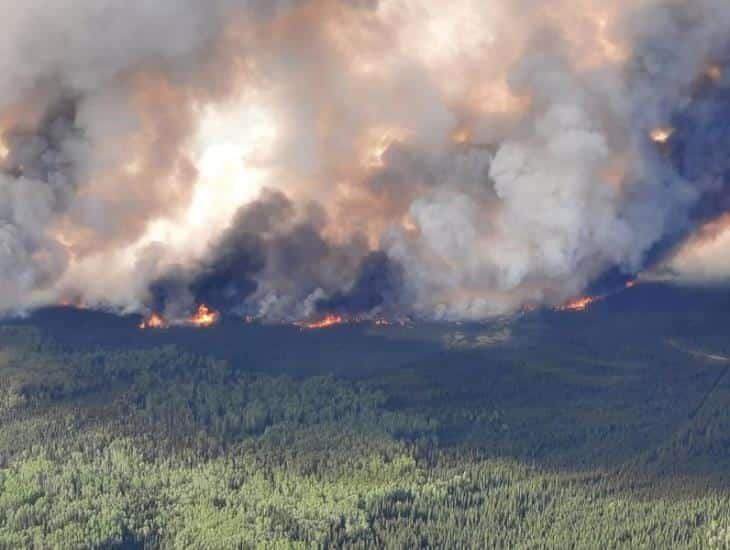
left=1, top=0, right=730, bottom=321
left=149, top=189, right=402, bottom=320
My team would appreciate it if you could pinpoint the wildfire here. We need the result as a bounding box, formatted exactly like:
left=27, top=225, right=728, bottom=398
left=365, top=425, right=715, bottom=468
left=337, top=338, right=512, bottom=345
left=556, top=278, right=639, bottom=313
left=189, top=304, right=219, bottom=327
left=139, top=313, right=169, bottom=329
left=650, top=127, right=674, bottom=144
left=298, top=314, right=346, bottom=330
left=559, top=296, right=595, bottom=312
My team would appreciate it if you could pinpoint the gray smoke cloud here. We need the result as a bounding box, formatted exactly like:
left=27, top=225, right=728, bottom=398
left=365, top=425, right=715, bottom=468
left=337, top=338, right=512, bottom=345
left=0, top=0, right=292, bottom=312
left=1, top=0, right=730, bottom=320
left=149, top=188, right=400, bottom=321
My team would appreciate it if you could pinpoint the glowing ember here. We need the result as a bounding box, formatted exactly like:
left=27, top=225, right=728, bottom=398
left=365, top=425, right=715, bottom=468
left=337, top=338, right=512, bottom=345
left=559, top=296, right=595, bottom=312
left=298, top=314, right=345, bottom=330
left=189, top=304, right=219, bottom=327
left=650, top=127, right=674, bottom=144
left=139, top=313, right=169, bottom=329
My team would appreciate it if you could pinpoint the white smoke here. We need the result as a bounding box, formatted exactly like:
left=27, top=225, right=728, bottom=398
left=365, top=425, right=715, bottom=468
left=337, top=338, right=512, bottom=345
left=0, top=0, right=728, bottom=319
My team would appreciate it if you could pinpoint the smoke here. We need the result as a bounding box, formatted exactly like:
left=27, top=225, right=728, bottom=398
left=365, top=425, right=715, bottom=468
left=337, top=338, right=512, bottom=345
left=149, top=189, right=400, bottom=321
left=2, top=0, right=730, bottom=320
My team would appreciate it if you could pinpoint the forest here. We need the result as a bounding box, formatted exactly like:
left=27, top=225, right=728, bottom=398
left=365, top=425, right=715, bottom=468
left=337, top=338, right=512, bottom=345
left=2, top=284, right=730, bottom=548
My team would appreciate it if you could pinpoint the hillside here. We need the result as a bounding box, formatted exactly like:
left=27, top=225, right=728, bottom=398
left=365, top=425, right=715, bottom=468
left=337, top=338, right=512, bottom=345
left=2, top=283, right=730, bottom=547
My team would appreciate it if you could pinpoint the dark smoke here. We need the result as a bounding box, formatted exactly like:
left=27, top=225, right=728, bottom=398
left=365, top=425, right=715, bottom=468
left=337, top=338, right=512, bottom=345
left=148, top=189, right=400, bottom=321
left=636, top=56, right=730, bottom=278
left=5, top=0, right=730, bottom=319
left=1, top=96, right=82, bottom=193
left=316, top=251, right=404, bottom=315
left=671, top=81, right=730, bottom=222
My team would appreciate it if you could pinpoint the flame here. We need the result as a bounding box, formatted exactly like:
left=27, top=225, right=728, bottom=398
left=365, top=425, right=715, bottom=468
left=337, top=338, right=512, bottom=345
left=557, top=278, right=639, bottom=313
left=298, top=314, right=345, bottom=330
left=139, top=313, right=169, bottom=329
left=189, top=304, right=219, bottom=327
left=139, top=305, right=219, bottom=329
left=559, top=296, right=595, bottom=312
left=650, top=127, right=674, bottom=144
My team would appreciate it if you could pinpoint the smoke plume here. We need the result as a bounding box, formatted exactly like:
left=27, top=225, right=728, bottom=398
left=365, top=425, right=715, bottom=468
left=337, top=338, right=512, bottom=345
left=1, top=0, right=730, bottom=320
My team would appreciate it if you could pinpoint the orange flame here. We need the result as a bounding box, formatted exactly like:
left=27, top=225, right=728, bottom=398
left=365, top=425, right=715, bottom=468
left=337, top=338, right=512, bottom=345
left=139, top=313, right=169, bottom=329
left=650, top=127, right=674, bottom=144
left=559, top=296, right=595, bottom=312
left=298, top=314, right=345, bottom=330
left=189, top=304, right=219, bottom=327
left=557, top=279, right=638, bottom=313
